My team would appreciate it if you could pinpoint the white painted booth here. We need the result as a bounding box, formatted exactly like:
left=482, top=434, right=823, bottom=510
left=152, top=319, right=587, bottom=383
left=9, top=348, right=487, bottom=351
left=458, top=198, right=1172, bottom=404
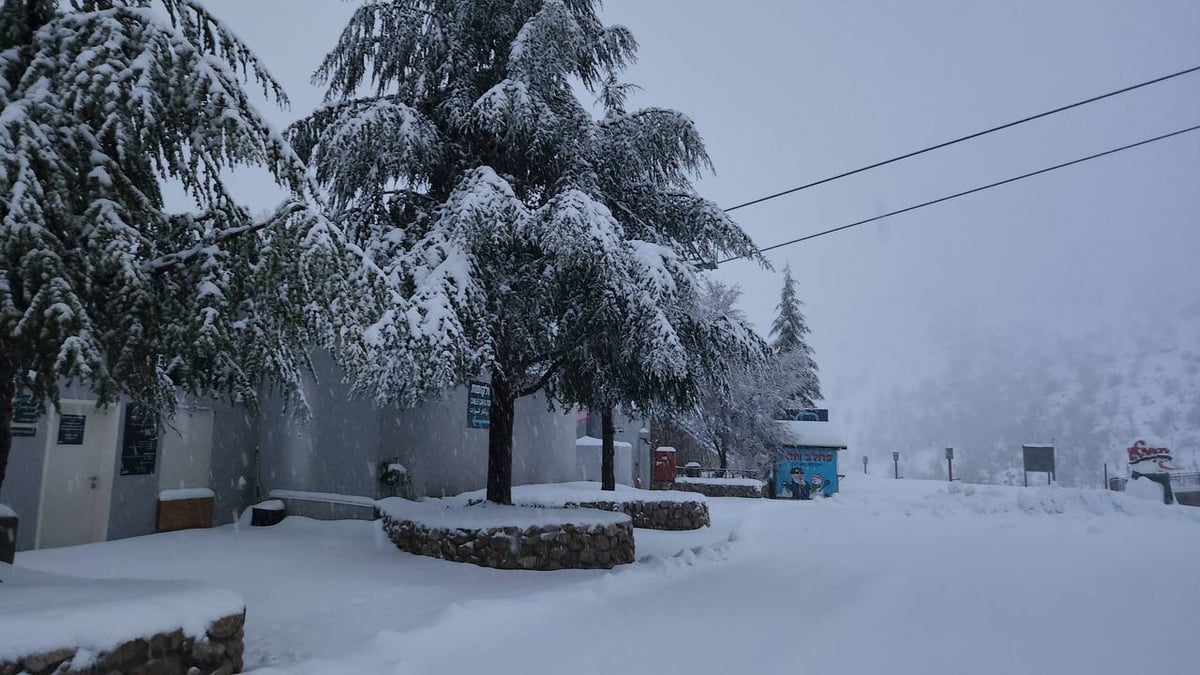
left=573, top=436, right=633, bottom=486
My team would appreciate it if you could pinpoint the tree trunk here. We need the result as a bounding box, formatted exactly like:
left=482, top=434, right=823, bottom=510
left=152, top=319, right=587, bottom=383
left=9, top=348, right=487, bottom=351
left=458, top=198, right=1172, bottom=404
left=601, top=407, right=615, bottom=491
left=0, top=356, right=15, bottom=494
left=485, top=372, right=515, bottom=504
left=718, top=441, right=728, bottom=471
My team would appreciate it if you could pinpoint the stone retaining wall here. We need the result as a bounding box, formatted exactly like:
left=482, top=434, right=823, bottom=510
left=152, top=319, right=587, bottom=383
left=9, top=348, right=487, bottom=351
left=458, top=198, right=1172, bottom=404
left=0, top=611, right=245, bottom=675
left=566, top=500, right=709, bottom=530
left=672, top=481, right=764, bottom=499
left=381, top=516, right=635, bottom=570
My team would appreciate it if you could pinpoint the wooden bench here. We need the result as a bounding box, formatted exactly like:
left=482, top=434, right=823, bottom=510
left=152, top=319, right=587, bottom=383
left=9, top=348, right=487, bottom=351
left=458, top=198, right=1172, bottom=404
left=156, top=488, right=216, bottom=532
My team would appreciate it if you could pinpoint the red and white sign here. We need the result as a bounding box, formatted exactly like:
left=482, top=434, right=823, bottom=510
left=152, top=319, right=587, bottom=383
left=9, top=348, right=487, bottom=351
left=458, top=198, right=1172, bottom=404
left=1127, top=440, right=1174, bottom=473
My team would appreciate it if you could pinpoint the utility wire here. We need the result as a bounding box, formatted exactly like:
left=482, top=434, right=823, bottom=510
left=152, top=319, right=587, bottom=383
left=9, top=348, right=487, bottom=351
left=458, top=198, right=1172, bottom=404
left=718, top=122, right=1200, bottom=264
left=722, top=64, right=1200, bottom=213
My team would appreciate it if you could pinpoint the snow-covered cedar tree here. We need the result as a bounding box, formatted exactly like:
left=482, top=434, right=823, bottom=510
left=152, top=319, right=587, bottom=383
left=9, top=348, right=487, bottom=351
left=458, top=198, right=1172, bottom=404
left=0, top=0, right=343, bottom=492
left=669, top=280, right=814, bottom=470
left=292, top=0, right=762, bottom=502
left=769, top=264, right=821, bottom=405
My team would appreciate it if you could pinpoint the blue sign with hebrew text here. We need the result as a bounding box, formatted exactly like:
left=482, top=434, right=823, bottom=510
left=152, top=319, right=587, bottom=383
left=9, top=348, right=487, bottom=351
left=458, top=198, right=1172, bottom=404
left=775, top=447, right=839, bottom=497
left=467, top=380, right=491, bottom=429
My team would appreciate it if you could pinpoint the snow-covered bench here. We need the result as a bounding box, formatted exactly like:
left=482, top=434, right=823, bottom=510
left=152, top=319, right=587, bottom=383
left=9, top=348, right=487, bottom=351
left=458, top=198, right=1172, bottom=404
left=267, top=489, right=378, bottom=521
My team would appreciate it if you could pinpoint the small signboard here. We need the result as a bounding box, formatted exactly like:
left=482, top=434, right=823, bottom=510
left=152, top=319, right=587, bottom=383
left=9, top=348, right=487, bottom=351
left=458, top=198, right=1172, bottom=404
left=1022, top=444, right=1055, bottom=473
left=945, top=447, right=954, bottom=460
left=892, top=451, right=900, bottom=461
left=467, top=380, right=491, bottom=429
left=11, top=395, right=38, bottom=437
left=1127, top=440, right=1173, bottom=474
left=56, top=414, right=86, bottom=445
left=120, top=406, right=158, bottom=476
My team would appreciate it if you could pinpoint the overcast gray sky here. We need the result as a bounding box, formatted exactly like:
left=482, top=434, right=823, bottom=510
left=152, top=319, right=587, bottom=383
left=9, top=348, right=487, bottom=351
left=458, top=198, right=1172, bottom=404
left=205, top=0, right=1200, bottom=419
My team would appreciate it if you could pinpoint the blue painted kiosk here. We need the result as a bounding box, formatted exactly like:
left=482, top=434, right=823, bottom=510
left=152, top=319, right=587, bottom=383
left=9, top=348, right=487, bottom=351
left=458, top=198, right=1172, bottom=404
left=773, top=420, right=848, bottom=498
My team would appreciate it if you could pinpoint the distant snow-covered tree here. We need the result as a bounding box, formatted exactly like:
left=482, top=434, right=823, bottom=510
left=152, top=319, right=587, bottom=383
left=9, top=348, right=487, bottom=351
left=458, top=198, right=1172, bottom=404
left=670, top=280, right=804, bottom=470
left=770, top=264, right=821, bottom=406
left=0, top=0, right=341, bottom=492
left=295, top=0, right=761, bottom=502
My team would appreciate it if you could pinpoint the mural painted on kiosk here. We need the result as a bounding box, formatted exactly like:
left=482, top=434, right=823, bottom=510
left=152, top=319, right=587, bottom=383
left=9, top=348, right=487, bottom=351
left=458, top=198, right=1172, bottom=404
left=775, top=448, right=838, bottom=498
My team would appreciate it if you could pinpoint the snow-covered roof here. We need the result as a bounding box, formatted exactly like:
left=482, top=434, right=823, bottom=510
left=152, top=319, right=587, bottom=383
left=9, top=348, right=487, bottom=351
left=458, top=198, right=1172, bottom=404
left=655, top=446, right=677, bottom=453
left=575, top=435, right=632, bottom=449
left=776, top=420, right=848, bottom=448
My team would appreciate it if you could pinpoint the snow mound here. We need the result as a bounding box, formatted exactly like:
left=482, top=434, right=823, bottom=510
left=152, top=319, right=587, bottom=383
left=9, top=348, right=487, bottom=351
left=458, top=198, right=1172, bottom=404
left=447, top=481, right=706, bottom=507
left=0, top=564, right=243, bottom=663
left=910, top=481, right=1200, bottom=520
left=377, top=498, right=631, bottom=529
left=1124, top=476, right=1166, bottom=502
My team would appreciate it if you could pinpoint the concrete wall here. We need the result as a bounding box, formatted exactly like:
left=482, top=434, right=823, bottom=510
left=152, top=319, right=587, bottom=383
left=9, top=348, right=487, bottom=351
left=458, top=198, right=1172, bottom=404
left=511, top=394, right=577, bottom=489
left=207, top=404, right=258, bottom=525
left=105, top=400, right=258, bottom=540
left=382, top=382, right=576, bottom=498
left=257, top=354, right=577, bottom=501
left=7, top=353, right=579, bottom=550
left=1, top=416, right=48, bottom=551
left=257, top=354, right=382, bottom=499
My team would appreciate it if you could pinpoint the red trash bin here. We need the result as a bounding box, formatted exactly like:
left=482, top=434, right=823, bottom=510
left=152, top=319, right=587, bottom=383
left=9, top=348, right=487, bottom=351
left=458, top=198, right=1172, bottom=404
left=652, top=447, right=677, bottom=486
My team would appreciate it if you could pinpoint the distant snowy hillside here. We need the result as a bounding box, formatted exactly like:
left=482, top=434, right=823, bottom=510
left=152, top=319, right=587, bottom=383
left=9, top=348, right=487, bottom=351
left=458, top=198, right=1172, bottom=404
left=854, top=305, right=1200, bottom=487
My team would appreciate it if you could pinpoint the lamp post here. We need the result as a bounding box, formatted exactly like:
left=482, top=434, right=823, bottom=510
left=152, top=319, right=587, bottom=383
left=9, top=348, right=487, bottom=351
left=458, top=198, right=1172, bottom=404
left=892, top=451, right=899, bottom=479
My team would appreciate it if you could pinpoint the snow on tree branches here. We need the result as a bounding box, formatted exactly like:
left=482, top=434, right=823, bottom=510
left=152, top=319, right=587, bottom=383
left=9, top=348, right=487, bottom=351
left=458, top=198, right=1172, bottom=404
left=670, top=279, right=819, bottom=471
left=0, top=0, right=341, bottom=489
left=298, top=0, right=763, bottom=503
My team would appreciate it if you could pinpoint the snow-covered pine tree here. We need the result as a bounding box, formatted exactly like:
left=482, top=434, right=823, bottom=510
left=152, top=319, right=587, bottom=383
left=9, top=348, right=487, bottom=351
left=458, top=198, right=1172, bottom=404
left=669, top=280, right=802, bottom=470
left=293, top=0, right=762, bottom=503
left=548, top=85, right=766, bottom=491
left=769, top=264, right=821, bottom=406
left=0, top=0, right=341, bottom=492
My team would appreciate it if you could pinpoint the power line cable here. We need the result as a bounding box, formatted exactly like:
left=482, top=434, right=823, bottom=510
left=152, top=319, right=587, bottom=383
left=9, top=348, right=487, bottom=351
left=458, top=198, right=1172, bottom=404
left=721, top=64, right=1200, bottom=213
left=718, top=122, right=1200, bottom=264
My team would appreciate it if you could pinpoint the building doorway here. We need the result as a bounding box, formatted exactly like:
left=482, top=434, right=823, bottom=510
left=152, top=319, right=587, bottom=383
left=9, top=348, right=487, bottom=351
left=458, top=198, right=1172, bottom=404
left=35, top=400, right=121, bottom=549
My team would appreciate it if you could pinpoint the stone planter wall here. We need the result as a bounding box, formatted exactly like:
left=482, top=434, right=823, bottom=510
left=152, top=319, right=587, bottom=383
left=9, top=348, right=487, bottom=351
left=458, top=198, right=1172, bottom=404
left=0, top=611, right=245, bottom=675
left=566, top=500, right=709, bottom=530
left=381, top=516, right=635, bottom=570
left=672, top=481, right=764, bottom=499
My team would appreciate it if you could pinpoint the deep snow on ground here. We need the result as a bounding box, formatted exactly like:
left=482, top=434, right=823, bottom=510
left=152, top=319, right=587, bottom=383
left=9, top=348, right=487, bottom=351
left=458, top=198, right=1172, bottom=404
left=0, top=565, right=242, bottom=662
left=16, top=476, right=1200, bottom=674
left=14, top=501, right=737, bottom=669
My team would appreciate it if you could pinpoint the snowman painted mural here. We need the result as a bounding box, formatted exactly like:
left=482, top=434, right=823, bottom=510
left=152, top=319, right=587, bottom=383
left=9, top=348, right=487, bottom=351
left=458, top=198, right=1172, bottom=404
left=1127, top=440, right=1176, bottom=505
